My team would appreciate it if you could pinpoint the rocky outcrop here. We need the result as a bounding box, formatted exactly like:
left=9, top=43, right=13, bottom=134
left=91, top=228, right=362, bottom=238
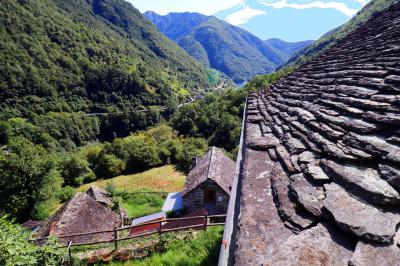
left=233, top=2, right=400, bottom=265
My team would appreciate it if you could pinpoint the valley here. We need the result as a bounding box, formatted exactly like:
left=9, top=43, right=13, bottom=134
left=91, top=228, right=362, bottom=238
left=1, top=0, right=400, bottom=265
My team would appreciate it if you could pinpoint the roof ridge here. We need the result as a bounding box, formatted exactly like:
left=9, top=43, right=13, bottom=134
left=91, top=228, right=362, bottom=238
left=206, top=146, right=214, bottom=180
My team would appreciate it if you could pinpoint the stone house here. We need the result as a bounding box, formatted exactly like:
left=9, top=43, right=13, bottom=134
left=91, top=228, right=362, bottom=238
left=182, top=147, right=235, bottom=215
left=36, top=192, right=120, bottom=245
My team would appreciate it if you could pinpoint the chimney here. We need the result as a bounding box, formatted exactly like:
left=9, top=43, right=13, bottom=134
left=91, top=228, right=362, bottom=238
left=192, top=156, right=198, bottom=167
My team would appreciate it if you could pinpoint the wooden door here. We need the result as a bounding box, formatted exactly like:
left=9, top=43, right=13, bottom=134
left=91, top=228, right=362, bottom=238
left=204, top=189, right=216, bottom=203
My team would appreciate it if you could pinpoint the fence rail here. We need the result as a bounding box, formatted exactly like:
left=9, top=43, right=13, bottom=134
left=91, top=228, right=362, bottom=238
left=33, top=214, right=226, bottom=248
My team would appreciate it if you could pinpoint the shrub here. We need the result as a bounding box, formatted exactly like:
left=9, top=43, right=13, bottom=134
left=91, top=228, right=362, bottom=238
left=58, top=186, right=75, bottom=202
left=105, top=181, right=117, bottom=197
left=0, top=216, right=63, bottom=266
left=155, top=232, right=179, bottom=253
left=138, top=227, right=223, bottom=266
left=31, top=201, right=52, bottom=220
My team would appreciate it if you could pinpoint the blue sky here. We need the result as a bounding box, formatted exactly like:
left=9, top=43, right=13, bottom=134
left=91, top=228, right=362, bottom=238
left=128, top=0, right=369, bottom=41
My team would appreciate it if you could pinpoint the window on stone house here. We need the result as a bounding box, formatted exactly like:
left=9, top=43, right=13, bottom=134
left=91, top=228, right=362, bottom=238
left=204, top=189, right=216, bottom=203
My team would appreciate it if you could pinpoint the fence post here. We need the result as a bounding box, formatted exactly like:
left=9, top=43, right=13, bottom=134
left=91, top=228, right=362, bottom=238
left=67, top=241, right=72, bottom=265
left=114, top=227, right=118, bottom=250
left=118, top=198, right=124, bottom=227
left=204, top=213, right=208, bottom=231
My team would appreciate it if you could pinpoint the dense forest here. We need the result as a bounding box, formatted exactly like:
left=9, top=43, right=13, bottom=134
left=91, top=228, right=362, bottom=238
left=0, top=0, right=217, bottom=119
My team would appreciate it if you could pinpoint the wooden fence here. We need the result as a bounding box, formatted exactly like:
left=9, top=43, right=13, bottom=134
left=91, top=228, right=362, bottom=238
left=34, top=214, right=226, bottom=248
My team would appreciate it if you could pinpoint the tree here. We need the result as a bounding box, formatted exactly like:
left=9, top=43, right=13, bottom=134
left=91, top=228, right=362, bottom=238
left=116, top=134, right=161, bottom=172
left=209, top=113, right=239, bottom=150
left=159, top=139, right=184, bottom=164
left=181, top=137, right=208, bottom=171
left=0, top=122, right=11, bottom=145
left=94, top=154, right=125, bottom=179
left=0, top=137, right=62, bottom=221
left=61, top=155, right=93, bottom=186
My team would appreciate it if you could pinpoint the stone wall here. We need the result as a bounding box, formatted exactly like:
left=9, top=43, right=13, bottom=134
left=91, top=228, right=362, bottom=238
left=234, top=2, right=400, bottom=265
left=183, top=179, right=229, bottom=215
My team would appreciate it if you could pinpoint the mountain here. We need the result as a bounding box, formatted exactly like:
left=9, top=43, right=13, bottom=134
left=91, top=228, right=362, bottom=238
left=264, top=38, right=314, bottom=62
left=283, top=0, right=399, bottom=68
left=0, top=0, right=212, bottom=118
left=144, top=11, right=312, bottom=83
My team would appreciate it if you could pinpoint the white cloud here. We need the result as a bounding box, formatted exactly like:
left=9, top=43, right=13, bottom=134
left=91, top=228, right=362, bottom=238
left=259, top=0, right=358, bottom=17
left=129, top=0, right=245, bottom=15
left=226, top=6, right=266, bottom=25
left=353, top=0, right=370, bottom=5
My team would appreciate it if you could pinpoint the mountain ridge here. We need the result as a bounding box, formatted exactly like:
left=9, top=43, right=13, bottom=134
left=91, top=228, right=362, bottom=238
left=144, top=11, right=313, bottom=82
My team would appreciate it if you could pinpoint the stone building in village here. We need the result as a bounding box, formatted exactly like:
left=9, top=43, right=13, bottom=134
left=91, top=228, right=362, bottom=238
left=37, top=187, right=120, bottom=244
left=183, top=147, right=235, bottom=215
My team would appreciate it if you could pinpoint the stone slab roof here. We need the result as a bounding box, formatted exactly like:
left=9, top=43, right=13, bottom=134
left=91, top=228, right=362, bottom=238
left=183, top=147, right=235, bottom=195
left=86, top=185, right=112, bottom=206
left=234, top=2, right=400, bottom=265
left=37, top=192, right=120, bottom=244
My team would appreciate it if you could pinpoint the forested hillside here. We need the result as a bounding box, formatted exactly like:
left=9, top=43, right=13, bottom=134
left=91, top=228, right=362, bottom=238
left=0, top=0, right=212, bottom=119
left=0, top=0, right=222, bottom=223
left=264, top=38, right=313, bottom=62
left=145, top=11, right=309, bottom=83
left=284, top=0, right=399, bottom=68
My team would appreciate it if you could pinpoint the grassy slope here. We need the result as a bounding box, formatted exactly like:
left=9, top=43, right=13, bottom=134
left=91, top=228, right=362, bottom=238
left=110, top=227, right=223, bottom=266
left=78, top=165, right=186, bottom=193
left=75, top=165, right=187, bottom=218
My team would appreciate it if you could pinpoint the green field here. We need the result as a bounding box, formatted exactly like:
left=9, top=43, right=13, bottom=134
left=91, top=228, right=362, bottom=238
left=78, top=165, right=186, bottom=193
left=121, top=193, right=166, bottom=218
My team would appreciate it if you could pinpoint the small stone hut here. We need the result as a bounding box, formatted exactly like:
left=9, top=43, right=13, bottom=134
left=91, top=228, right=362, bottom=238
left=37, top=192, right=120, bottom=244
left=182, top=147, right=235, bottom=215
